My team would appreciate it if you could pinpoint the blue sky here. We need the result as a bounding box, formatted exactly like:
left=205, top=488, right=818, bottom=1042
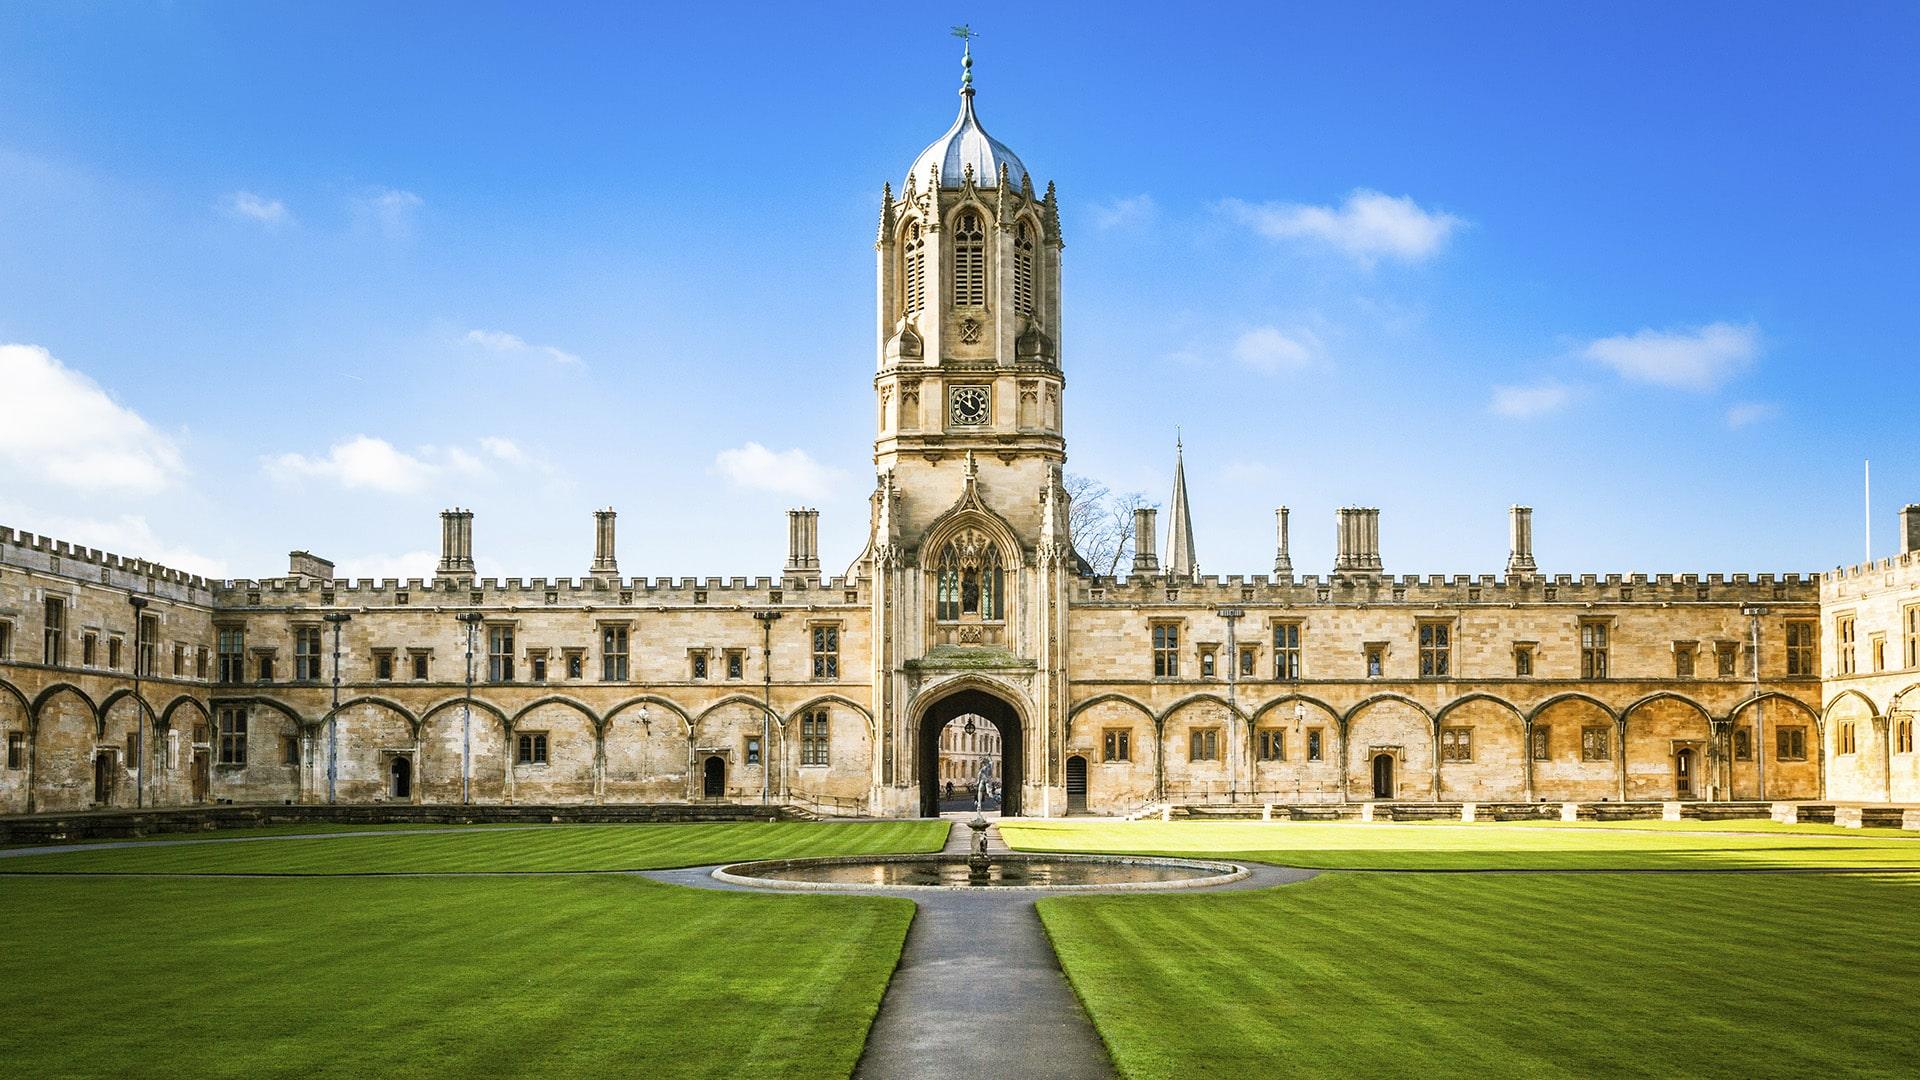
left=1, top=2, right=1915, bottom=582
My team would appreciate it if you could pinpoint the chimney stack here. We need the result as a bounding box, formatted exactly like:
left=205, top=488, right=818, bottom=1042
left=1903, top=504, right=1920, bottom=555
left=437, top=508, right=475, bottom=582
left=1333, top=507, right=1383, bottom=575
left=591, top=508, right=619, bottom=580
left=1273, top=506, right=1293, bottom=577
left=786, top=508, right=821, bottom=584
left=1507, top=505, right=1538, bottom=577
left=1131, top=507, right=1160, bottom=574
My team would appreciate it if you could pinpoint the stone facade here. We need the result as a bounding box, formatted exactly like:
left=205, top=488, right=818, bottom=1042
left=0, top=65, right=1902, bottom=818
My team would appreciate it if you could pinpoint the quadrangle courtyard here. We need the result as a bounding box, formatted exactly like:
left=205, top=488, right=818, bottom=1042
left=3, top=818, right=1919, bottom=1079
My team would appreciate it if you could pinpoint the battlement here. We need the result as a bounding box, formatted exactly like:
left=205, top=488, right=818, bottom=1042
left=0, top=525, right=217, bottom=604
left=207, top=572, right=865, bottom=609
left=1075, top=569, right=1820, bottom=606
left=1822, top=548, right=1920, bottom=585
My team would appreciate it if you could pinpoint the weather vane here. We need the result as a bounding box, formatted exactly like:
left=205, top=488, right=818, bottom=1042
left=951, top=24, right=977, bottom=89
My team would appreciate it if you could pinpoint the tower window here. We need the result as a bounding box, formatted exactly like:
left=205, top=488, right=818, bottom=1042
left=902, top=222, right=926, bottom=316
left=953, top=211, right=986, bottom=308
left=935, top=531, right=1004, bottom=621
left=1014, top=222, right=1036, bottom=316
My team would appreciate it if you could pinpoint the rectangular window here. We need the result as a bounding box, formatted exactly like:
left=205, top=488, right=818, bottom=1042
left=1418, top=621, right=1451, bottom=678
left=564, top=650, right=583, bottom=680
left=1152, top=623, right=1180, bottom=678
left=1365, top=645, right=1384, bottom=678
left=42, top=597, right=65, bottom=665
left=812, top=624, right=840, bottom=679
left=1674, top=643, right=1695, bottom=678
left=83, top=632, right=98, bottom=667
left=725, top=650, right=744, bottom=680
left=138, top=615, right=158, bottom=677
left=488, top=625, right=515, bottom=683
left=1273, top=622, right=1301, bottom=680
left=1733, top=726, right=1752, bottom=761
left=127, top=731, right=140, bottom=769
left=1440, top=727, right=1473, bottom=763
left=1239, top=647, right=1256, bottom=678
left=1785, top=621, right=1815, bottom=677
left=1102, top=728, right=1131, bottom=762
left=801, top=710, right=830, bottom=766
left=1778, top=727, right=1808, bottom=761
left=1257, top=728, right=1286, bottom=762
left=108, top=636, right=122, bottom=670
left=1580, top=620, right=1610, bottom=679
left=6, top=731, right=23, bottom=769
left=1838, top=722, right=1857, bottom=756
left=744, top=736, right=762, bottom=766
left=690, top=650, right=709, bottom=680
left=1905, top=606, right=1919, bottom=669
left=1716, top=641, right=1738, bottom=677
left=196, top=646, right=208, bottom=679
left=530, top=653, right=548, bottom=682
left=172, top=643, right=185, bottom=677
left=0, top=620, right=10, bottom=661
left=1872, top=635, right=1887, bottom=673
left=411, top=651, right=431, bottom=681
left=281, top=735, right=300, bottom=767
left=1200, top=649, right=1216, bottom=679
left=1514, top=646, right=1534, bottom=677
left=517, top=732, right=549, bottom=765
left=1188, top=727, right=1221, bottom=761
left=217, top=706, right=247, bottom=766
left=217, top=628, right=244, bottom=683
left=1307, top=728, right=1324, bottom=762
left=375, top=651, right=395, bottom=681
left=1837, top=614, right=1857, bottom=675
left=1530, top=725, right=1550, bottom=762
left=255, top=652, right=274, bottom=682
left=294, top=626, right=322, bottom=682
left=1897, top=719, right=1914, bottom=755
left=601, top=626, right=629, bottom=681
left=1581, top=725, right=1611, bottom=762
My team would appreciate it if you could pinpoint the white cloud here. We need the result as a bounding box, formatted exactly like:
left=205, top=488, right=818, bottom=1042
left=222, top=190, right=289, bottom=226
left=1091, top=194, right=1156, bottom=230
left=1583, top=322, right=1759, bottom=391
left=1225, top=190, right=1463, bottom=264
left=464, top=328, right=582, bottom=366
left=333, top=550, right=438, bottom=581
left=355, top=187, right=423, bottom=238
left=0, top=503, right=229, bottom=578
left=713, top=442, right=843, bottom=499
left=0, top=343, right=187, bottom=493
left=264, top=434, right=543, bottom=493
left=1725, top=401, right=1782, bottom=429
left=1232, top=326, right=1321, bottom=373
left=1490, top=383, right=1572, bottom=418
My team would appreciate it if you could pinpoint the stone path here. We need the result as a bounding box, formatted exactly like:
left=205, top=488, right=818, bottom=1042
left=643, top=820, right=1317, bottom=1080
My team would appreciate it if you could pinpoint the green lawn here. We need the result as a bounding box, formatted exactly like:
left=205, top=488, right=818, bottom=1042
left=1, top=820, right=947, bottom=874
left=1039, top=871, right=1920, bottom=1080
left=1001, top=818, right=1920, bottom=870
left=0, top=822, right=939, bottom=1079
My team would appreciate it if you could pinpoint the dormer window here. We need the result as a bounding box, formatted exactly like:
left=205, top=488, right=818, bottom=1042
left=953, top=211, right=986, bottom=307
left=935, top=529, right=1004, bottom=621
left=1013, top=222, right=1036, bottom=316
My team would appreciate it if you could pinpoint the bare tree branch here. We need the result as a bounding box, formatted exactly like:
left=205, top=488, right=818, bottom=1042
left=1066, top=473, right=1154, bottom=577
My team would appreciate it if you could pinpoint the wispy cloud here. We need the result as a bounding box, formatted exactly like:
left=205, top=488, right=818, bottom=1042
left=0, top=343, right=187, bottom=493
left=1725, top=401, right=1782, bottom=429
left=464, top=328, right=582, bottom=366
left=1583, top=321, right=1759, bottom=391
left=222, top=190, right=290, bottom=227
left=0, top=502, right=229, bottom=578
left=263, top=434, right=532, bottom=494
left=1224, top=189, right=1463, bottom=265
left=1490, top=383, right=1572, bottom=418
left=712, top=442, right=843, bottom=499
left=1232, top=326, right=1321, bottom=373
left=332, top=550, right=438, bottom=581
left=354, top=187, right=423, bottom=239
left=1091, top=194, right=1156, bottom=230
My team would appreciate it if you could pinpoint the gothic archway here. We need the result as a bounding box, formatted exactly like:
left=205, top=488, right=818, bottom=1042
left=917, top=685, right=1024, bottom=818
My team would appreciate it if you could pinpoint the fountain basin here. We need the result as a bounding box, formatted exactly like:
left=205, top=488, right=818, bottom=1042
left=712, top=852, right=1248, bottom=891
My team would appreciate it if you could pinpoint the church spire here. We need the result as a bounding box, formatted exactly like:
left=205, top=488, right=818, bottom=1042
left=1165, top=434, right=1198, bottom=580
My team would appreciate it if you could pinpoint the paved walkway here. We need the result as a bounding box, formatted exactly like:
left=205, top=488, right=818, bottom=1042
left=643, top=820, right=1316, bottom=1080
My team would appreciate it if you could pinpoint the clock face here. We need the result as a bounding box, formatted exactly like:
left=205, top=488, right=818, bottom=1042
left=950, top=385, right=990, bottom=426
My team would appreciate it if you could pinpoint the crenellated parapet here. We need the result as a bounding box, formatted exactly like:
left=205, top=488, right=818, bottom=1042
left=1075, top=570, right=1819, bottom=607
left=209, top=573, right=865, bottom=610
left=0, top=526, right=217, bottom=604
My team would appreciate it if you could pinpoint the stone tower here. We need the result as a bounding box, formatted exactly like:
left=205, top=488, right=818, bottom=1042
left=861, top=44, right=1072, bottom=817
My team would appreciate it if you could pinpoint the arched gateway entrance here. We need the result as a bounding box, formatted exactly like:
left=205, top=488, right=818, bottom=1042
left=917, top=686, right=1024, bottom=818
